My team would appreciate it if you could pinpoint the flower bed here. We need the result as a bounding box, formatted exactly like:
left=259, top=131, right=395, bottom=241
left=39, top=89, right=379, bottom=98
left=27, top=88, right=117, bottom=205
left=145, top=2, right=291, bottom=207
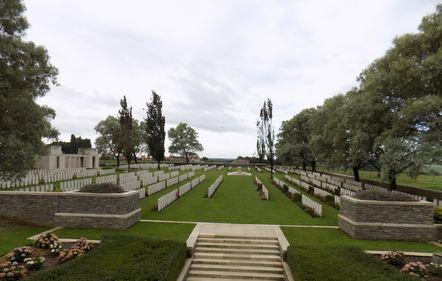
left=0, top=233, right=95, bottom=281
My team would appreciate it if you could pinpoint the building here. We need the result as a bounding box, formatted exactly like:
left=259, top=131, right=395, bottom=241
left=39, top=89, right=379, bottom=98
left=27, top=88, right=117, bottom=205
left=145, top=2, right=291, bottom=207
left=34, top=145, right=100, bottom=169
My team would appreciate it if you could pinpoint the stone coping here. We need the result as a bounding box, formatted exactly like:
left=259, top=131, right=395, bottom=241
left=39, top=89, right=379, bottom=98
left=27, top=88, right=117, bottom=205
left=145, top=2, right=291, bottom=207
left=339, top=214, right=436, bottom=228
left=55, top=208, right=141, bottom=219
left=0, top=190, right=139, bottom=198
left=341, top=195, right=432, bottom=206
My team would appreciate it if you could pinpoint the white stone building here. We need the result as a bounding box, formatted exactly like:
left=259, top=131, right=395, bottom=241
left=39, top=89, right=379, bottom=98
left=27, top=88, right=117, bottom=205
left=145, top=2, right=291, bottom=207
left=34, top=145, right=100, bottom=169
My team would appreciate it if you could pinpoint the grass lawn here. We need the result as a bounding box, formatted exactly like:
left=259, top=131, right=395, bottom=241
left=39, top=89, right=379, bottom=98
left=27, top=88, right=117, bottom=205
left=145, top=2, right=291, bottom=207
left=319, top=167, right=442, bottom=191
left=54, top=222, right=195, bottom=242
left=141, top=169, right=338, bottom=225
left=282, top=227, right=441, bottom=252
left=0, top=222, right=47, bottom=255
left=288, top=245, right=415, bottom=281
left=26, top=235, right=186, bottom=281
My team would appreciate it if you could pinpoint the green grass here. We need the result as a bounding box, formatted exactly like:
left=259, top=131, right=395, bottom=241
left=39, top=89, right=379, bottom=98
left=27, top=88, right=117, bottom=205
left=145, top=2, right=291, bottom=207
left=0, top=223, right=47, bottom=255
left=320, top=167, right=442, bottom=191
left=282, top=227, right=441, bottom=252
left=54, top=222, right=195, bottom=242
left=287, top=245, right=416, bottom=281
left=26, top=235, right=186, bottom=281
left=140, top=169, right=338, bottom=225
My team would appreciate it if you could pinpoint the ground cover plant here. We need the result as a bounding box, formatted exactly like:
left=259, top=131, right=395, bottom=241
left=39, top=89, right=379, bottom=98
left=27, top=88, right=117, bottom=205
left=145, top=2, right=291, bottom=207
left=287, top=245, right=416, bottom=281
left=25, top=235, right=186, bottom=281
left=79, top=183, right=124, bottom=193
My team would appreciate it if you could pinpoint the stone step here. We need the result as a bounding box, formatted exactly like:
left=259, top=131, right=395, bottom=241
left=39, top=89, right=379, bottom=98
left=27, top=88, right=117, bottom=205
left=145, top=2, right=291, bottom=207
left=188, top=270, right=285, bottom=280
left=198, top=233, right=278, bottom=241
left=196, top=242, right=280, bottom=250
left=190, top=263, right=284, bottom=274
left=187, top=278, right=276, bottom=281
left=198, top=237, right=280, bottom=245
left=195, top=247, right=280, bottom=256
left=192, top=258, right=282, bottom=267
left=193, top=252, right=281, bottom=262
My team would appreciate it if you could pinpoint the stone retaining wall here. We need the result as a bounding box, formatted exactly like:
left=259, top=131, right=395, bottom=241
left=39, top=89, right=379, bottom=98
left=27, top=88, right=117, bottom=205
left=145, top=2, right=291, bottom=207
left=0, top=191, right=140, bottom=229
left=339, top=196, right=437, bottom=241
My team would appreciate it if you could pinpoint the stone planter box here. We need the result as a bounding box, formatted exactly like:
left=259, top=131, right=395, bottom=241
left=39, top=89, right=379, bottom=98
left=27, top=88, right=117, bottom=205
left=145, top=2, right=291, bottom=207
left=339, top=196, right=436, bottom=241
left=0, top=190, right=141, bottom=230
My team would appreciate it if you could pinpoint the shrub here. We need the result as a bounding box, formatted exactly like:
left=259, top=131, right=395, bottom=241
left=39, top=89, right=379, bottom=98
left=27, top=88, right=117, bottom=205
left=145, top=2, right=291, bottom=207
left=79, top=183, right=124, bottom=193
left=5, top=247, right=33, bottom=263
left=34, top=233, right=62, bottom=255
left=282, top=185, right=288, bottom=194
left=401, top=262, right=428, bottom=278
left=434, top=207, right=442, bottom=223
left=381, top=251, right=405, bottom=266
left=0, top=261, right=27, bottom=281
left=291, top=193, right=302, bottom=203
left=428, top=263, right=442, bottom=277
left=355, top=190, right=417, bottom=202
left=24, top=257, right=45, bottom=270
left=58, top=238, right=94, bottom=264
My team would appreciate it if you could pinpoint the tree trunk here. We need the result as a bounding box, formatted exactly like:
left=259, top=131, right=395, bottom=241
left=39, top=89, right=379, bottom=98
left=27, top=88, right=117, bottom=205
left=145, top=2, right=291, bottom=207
left=185, top=152, right=189, bottom=164
left=311, top=161, right=316, bottom=172
left=352, top=166, right=360, bottom=182
left=302, top=162, right=306, bottom=171
left=157, top=160, right=160, bottom=170
left=116, top=153, right=120, bottom=167
left=388, top=174, right=397, bottom=191
left=133, top=152, right=138, bottom=164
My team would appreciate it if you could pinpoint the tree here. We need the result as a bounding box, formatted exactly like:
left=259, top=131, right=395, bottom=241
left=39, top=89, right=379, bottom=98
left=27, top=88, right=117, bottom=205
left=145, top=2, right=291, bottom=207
left=0, top=0, right=59, bottom=180
left=358, top=5, right=442, bottom=189
left=52, top=134, right=92, bottom=154
left=168, top=123, right=203, bottom=163
left=118, top=96, right=136, bottom=170
left=257, top=99, right=275, bottom=178
left=276, top=108, right=318, bottom=171
left=144, top=91, right=165, bottom=169
left=95, top=116, right=123, bottom=166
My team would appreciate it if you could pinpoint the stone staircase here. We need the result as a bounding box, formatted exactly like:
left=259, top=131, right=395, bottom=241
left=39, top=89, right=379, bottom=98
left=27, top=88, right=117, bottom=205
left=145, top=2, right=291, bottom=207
left=186, top=233, right=286, bottom=280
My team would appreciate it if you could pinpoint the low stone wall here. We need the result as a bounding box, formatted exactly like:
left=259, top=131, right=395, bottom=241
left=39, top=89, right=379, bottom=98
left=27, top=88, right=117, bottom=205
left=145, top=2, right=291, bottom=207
left=339, top=196, right=437, bottom=241
left=0, top=191, right=141, bottom=229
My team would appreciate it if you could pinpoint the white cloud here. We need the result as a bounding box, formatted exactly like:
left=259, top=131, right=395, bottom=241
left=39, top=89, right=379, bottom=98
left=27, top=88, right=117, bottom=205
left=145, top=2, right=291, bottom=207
left=26, top=0, right=439, bottom=158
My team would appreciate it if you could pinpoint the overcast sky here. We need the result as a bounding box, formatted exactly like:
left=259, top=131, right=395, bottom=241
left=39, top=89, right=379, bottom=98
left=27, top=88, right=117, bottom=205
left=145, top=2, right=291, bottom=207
left=25, top=0, right=438, bottom=158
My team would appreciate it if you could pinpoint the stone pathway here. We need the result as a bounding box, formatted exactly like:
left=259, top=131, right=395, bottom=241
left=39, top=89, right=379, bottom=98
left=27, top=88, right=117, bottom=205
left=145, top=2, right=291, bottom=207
left=179, top=223, right=294, bottom=281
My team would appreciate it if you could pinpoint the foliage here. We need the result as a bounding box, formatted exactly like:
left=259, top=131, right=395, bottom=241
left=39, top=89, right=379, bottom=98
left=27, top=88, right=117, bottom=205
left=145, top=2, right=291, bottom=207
left=400, top=262, right=428, bottom=279
left=434, top=206, right=442, bottom=223
left=27, top=235, right=186, bottom=281
left=34, top=233, right=62, bottom=255
left=0, top=0, right=59, bottom=180
left=168, top=123, right=203, bottom=163
left=95, top=116, right=123, bottom=166
left=52, top=134, right=92, bottom=154
left=0, top=261, right=27, bottom=281
left=287, top=245, right=415, bottom=281
left=58, top=238, right=93, bottom=264
left=119, top=96, right=136, bottom=169
left=355, top=190, right=417, bottom=202
left=381, top=251, right=405, bottom=266
left=276, top=108, right=318, bottom=171
left=5, top=247, right=32, bottom=263
left=144, top=90, right=165, bottom=169
left=428, top=263, right=442, bottom=277
left=257, top=99, right=275, bottom=177
left=23, top=256, right=45, bottom=270
left=79, top=183, right=124, bottom=193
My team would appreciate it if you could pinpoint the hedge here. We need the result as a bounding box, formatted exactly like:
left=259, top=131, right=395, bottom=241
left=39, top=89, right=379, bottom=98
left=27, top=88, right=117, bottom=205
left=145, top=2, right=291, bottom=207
left=287, top=245, right=417, bottom=281
left=26, top=235, right=186, bottom=281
